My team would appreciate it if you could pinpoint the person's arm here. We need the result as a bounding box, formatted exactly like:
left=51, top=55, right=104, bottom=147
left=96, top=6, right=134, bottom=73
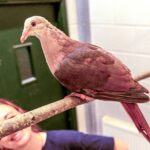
left=114, top=138, right=128, bottom=150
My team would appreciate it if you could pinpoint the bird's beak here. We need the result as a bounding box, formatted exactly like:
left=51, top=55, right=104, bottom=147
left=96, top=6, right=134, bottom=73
left=20, top=27, right=30, bottom=43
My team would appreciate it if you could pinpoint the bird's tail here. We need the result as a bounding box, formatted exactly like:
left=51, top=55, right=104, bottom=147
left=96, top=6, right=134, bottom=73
left=121, top=102, right=150, bottom=142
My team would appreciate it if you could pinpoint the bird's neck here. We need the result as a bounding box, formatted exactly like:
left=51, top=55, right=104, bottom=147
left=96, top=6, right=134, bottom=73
left=38, top=27, right=75, bottom=75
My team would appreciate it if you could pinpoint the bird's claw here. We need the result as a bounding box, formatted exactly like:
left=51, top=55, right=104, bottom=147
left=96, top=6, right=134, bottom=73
left=67, top=93, right=93, bottom=102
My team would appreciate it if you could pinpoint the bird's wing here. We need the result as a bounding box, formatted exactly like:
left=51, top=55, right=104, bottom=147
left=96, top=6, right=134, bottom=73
left=54, top=43, right=149, bottom=102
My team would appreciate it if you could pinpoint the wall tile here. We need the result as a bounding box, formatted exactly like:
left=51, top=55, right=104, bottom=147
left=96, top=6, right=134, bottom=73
left=89, top=0, right=115, bottom=24
left=90, top=25, right=135, bottom=53
left=91, top=25, right=150, bottom=55
left=115, top=0, right=150, bottom=25
left=89, top=0, right=150, bottom=26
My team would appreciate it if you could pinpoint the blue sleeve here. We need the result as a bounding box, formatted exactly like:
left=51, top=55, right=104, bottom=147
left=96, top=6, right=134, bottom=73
left=42, top=130, right=114, bottom=150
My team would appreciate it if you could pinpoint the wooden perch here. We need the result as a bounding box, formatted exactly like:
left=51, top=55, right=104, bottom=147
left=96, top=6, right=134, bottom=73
left=0, top=71, right=150, bottom=139
left=0, top=96, right=93, bottom=139
left=134, top=71, right=150, bottom=82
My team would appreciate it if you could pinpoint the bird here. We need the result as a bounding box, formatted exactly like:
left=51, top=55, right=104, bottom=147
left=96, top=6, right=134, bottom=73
left=20, top=16, right=150, bottom=142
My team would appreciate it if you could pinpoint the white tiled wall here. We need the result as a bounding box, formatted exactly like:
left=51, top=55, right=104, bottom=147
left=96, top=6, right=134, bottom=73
left=89, top=0, right=150, bottom=25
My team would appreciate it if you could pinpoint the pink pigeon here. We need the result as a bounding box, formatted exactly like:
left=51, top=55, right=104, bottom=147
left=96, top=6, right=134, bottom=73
left=20, top=16, right=150, bottom=142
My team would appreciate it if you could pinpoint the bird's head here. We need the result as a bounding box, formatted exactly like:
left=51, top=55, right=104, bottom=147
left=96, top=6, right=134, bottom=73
left=20, top=16, right=54, bottom=43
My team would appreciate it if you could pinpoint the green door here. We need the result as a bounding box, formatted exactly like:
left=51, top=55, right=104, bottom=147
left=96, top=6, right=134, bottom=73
left=0, top=0, right=76, bottom=130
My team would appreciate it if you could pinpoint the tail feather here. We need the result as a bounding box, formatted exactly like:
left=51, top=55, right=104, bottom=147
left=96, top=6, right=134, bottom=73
left=122, top=102, right=150, bottom=142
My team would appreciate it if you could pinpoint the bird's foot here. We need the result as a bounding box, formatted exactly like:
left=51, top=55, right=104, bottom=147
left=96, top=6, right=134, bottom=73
left=67, top=92, right=93, bottom=102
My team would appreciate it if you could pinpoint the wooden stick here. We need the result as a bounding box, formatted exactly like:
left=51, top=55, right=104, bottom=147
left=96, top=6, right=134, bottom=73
left=0, top=71, right=150, bottom=138
left=134, top=71, right=150, bottom=81
left=0, top=96, right=93, bottom=139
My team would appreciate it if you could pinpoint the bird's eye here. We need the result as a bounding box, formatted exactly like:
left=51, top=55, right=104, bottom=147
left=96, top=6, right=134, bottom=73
left=31, top=21, right=36, bottom=27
